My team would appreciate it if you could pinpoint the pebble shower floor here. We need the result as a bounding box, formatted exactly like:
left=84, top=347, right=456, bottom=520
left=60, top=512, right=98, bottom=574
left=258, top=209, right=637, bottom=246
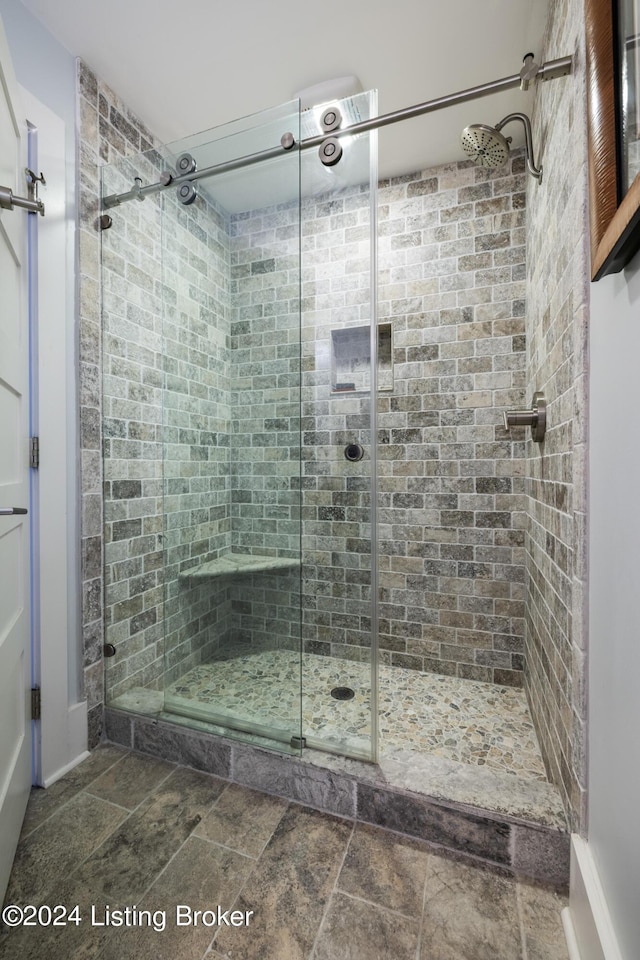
left=114, top=651, right=547, bottom=781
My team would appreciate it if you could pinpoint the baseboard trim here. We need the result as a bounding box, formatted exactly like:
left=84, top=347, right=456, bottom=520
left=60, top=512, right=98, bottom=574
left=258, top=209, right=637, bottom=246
left=563, top=906, right=581, bottom=960
left=568, top=835, right=623, bottom=960
left=43, top=750, right=90, bottom=788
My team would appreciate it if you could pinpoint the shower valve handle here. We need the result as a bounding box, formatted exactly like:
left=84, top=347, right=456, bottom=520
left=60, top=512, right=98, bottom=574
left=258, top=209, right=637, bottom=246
left=503, top=392, right=546, bottom=443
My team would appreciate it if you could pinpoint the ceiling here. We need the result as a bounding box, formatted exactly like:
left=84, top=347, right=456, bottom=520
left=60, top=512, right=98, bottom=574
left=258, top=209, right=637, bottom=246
left=21, top=0, right=549, bottom=180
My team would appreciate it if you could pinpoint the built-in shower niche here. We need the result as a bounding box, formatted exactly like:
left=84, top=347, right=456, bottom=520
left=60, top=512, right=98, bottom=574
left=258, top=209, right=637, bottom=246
left=330, top=322, right=392, bottom=394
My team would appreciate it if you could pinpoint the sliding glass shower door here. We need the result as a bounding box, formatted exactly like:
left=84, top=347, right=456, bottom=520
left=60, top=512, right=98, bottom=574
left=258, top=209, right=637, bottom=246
left=159, top=103, right=304, bottom=752
left=101, top=92, right=378, bottom=762
left=298, top=90, right=379, bottom=761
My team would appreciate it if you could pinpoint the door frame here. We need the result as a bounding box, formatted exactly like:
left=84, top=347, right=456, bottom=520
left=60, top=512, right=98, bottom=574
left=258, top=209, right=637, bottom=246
left=19, top=87, right=88, bottom=786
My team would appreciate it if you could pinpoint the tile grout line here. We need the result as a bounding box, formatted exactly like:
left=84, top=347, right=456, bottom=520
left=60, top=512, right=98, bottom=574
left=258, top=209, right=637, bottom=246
left=82, top=791, right=140, bottom=814
left=123, top=770, right=233, bottom=901
left=89, top=775, right=234, bottom=960
left=19, top=747, right=132, bottom=840
left=332, top=885, right=428, bottom=923
left=415, top=847, right=434, bottom=960
left=307, top=820, right=356, bottom=960
left=189, top=832, right=260, bottom=862
left=202, top=801, right=295, bottom=960
left=516, top=882, right=530, bottom=960
left=17, top=759, right=199, bottom=916
left=81, top=757, right=180, bottom=819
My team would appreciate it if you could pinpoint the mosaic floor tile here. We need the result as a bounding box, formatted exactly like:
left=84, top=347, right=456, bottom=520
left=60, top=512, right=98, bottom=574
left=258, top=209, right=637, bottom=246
left=160, top=650, right=547, bottom=781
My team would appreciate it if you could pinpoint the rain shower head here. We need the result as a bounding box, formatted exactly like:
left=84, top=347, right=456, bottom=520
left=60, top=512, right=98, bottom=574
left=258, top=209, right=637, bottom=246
left=460, top=112, right=542, bottom=182
left=460, top=123, right=511, bottom=169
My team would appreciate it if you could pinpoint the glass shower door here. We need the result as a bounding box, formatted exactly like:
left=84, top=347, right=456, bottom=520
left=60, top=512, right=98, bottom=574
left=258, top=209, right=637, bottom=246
left=299, top=90, right=379, bottom=761
left=159, top=103, right=303, bottom=753
left=102, top=92, right=379, bottom=763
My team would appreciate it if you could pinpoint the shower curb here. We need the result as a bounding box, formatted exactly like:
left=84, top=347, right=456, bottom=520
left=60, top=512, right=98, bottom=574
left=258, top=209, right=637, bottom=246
left=104, top=707, right=569, bottom=890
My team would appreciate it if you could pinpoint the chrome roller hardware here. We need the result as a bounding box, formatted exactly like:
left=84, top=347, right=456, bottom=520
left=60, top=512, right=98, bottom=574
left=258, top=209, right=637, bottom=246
left=319, top=137, right=343, bottom=167
left=176, top=153, right=197, bottom=175
left=320, top=106, right=342, bottom=133
left=503, top=391, right=547, bottom=443
left=177, top=181, right=198, bottom=205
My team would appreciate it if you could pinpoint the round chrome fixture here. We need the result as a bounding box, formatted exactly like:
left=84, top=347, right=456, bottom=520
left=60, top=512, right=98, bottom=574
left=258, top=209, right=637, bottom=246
left=177, top=182, right=197, bottom=205
left=319, top=137, right=343, bottom=167
left=176, top=152, right=197, bottom=175
left=321, top=106, right=342, bottom=133
left=460, top=123, right=511, bottom=169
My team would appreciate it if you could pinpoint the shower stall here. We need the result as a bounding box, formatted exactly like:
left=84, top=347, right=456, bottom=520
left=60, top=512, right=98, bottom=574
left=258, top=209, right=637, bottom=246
left=98, top=70, right=570, bottom=814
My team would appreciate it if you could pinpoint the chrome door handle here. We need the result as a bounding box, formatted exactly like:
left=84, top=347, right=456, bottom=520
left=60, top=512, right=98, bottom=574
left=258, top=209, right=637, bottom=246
left=0, top=507, right=28, bottom=515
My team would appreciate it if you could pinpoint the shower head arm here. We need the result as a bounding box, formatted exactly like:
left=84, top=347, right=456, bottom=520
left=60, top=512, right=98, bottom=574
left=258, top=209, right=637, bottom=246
left=495, top=112, right=542, bottom=182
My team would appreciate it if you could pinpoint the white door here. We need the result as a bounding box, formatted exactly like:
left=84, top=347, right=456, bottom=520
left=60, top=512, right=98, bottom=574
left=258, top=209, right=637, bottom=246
left=0, top=19, right=32, bottom=901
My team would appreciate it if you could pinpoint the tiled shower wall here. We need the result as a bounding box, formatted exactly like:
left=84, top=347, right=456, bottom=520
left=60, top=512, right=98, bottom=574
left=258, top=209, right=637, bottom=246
left=526, top=0, right=589, bottom=829
left=227, top=200, right=302, bottom=654
left=230, top=156, right=529, bottom=684
left=77, top=60, right=159, bottom=745
left=375, top=158, right=528, bottom=683
left=79, top=62, right=237, bottom=737
left=100, top=159, right=236, bottom=702
left=100, top=151, right=165, bottom=703
left=161, top=196, right=233, bottom=685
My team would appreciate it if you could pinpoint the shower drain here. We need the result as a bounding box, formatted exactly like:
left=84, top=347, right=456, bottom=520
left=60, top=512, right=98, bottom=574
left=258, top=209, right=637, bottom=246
left=330, top=686, right=355, bottom=701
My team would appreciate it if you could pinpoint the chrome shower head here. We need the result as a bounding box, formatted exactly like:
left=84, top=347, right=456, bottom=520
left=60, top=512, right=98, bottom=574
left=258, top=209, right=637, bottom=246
left=460, top=113, right=543, bottom=182
left=460, top=123, right=511, bottom=169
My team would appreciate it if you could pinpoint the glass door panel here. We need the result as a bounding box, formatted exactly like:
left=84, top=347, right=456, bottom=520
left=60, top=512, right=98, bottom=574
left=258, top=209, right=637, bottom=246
left=159, top=102, right=303, bottom=753
left=299, top=90, right=379, bottom=761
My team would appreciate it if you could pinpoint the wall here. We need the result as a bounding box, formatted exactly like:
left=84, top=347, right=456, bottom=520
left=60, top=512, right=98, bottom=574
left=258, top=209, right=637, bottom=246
left=235, top=154, right=530, bottom=681
left=78, top=62, right=168, bottom=742
left=101, top=149, right=236, bottom=700
left=376, top=157, right=527, bottom=682
left=81, top=61, right=255, bottom=718
left=0, top=0, right=75, bottom=159
left=228, top=198, right=302, bottom=655
left=587, top=261, right=640, bottom=960
left=525, top=0, right=589, bottom=828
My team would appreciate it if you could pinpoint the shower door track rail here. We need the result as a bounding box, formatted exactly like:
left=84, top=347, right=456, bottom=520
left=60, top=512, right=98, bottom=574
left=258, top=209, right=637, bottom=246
left=102, top=55, right=572, bottom=210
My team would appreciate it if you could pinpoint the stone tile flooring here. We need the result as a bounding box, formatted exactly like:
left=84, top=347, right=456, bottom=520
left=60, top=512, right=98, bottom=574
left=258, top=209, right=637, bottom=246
left=160, top=650, right=547, bottom=780
left=0, top=746, right=569, bottom=960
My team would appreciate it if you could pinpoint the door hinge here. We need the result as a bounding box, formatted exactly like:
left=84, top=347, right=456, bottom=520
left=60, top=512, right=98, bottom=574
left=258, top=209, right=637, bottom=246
left=30, top=436, right=39, bottom=469
left=31, top=687, right=41, bottom=721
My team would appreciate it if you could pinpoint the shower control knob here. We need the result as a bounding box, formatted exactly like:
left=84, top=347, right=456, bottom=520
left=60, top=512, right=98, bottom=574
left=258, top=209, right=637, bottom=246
left=503, top=392, right=546, bottom=443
